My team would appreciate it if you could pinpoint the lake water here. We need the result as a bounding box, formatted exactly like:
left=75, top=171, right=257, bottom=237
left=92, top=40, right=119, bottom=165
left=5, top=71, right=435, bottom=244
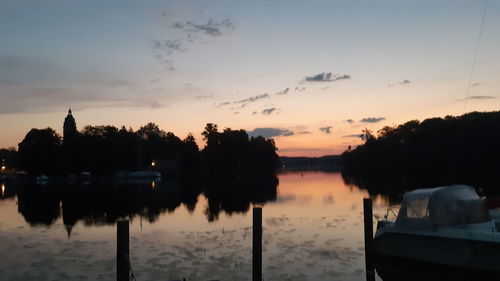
left=0, top=171, right=393, bottom=281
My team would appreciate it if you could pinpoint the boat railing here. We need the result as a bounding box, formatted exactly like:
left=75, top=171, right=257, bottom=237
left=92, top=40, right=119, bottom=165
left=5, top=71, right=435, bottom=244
left=384, top=207, right=398, bottom=221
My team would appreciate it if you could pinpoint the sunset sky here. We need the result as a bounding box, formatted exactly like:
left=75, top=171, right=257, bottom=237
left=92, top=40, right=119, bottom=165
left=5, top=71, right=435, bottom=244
left=1, top=0, right=499, bottom=156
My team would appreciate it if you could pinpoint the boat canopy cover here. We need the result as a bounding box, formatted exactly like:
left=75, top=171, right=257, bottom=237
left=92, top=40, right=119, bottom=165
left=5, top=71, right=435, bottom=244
left=395, top=185, right=491, bottom=228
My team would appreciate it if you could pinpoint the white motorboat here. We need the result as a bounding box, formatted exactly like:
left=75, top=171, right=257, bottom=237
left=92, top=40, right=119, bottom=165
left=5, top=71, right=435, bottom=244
left=374, top=185, right=500, bottom=280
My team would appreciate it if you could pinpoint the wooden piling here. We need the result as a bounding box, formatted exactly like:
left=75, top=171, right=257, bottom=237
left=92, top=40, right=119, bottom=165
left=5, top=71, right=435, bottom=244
left=253, top=207, right=262, bottom=281
left=363, top=198, right=375, bottom=281
left=117, top=220, right=130, bottom=281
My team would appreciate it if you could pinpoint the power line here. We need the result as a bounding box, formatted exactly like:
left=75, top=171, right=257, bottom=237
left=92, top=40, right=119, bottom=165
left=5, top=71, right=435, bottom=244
left=462, top=0, right=489, bottom=113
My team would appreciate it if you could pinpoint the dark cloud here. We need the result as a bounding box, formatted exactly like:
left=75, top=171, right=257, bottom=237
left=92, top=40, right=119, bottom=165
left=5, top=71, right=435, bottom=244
left=471, top=82, right=480, bottom=87
left=294, top=86, right=306, bottom=92
left=319, top=126, right=333, bottom=134
left=149, top=78, right=160, bottom=84
left=252, top=111, right=257, bottom=115
left=262, top=107, right=277, bottom=115
left=360, top=117, right=385, bottom=123
left=304, top=73, right=351, bottom=82
left=248, top=128, right=294, bottom=138
left=297, top=131, right=311, bottom=135
left=345, top=119, right=355, bottom=124
left=275, top=88, right=290, bottom=95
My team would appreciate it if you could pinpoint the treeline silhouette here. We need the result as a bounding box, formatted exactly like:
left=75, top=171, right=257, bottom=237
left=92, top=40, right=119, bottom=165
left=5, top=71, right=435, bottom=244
left=12, top=122, right=279, bottom=178
left=342, top=111, right=500, bottom=195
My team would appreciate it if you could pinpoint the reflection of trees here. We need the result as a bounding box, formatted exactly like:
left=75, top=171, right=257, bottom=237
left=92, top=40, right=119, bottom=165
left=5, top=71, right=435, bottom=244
left=341, top=173, right=405, bottom=206
left=203, top=174, right=278, bottom=222
left=7, top=174, right=278, bottom=228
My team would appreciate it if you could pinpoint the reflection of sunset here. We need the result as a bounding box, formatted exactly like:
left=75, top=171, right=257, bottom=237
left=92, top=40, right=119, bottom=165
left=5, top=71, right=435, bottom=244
left=0, top=172, right=400, bottom=280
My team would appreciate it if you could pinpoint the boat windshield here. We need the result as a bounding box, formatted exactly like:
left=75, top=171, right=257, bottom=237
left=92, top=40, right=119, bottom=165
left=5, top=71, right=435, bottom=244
left=395, top=185, right=491, bottom=229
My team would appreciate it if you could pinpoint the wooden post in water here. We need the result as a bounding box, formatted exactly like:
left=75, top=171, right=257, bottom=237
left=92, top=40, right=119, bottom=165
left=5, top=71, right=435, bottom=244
left=117, top=220, right=130, bottom=281
left=363, top=198, right=375, bottom=281
left=253, top=207, right=262, bottom=281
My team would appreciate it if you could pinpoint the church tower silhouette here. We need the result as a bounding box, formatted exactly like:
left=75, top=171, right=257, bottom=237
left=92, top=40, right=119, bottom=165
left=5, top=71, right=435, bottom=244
left=63, top=108, right=77, bottom=141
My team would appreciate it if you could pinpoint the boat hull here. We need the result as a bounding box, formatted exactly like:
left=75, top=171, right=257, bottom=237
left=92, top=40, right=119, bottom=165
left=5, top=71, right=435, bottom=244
left=374, top=231, right=500, bottom=280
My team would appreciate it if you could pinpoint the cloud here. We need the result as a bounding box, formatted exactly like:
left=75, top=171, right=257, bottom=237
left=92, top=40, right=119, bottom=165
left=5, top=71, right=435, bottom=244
left=217, top=93, right=270, bottom=108
left=457, top=95, right=496, bottom=101
left=297, top=131, right=311, bottom=135
left=343, top=134, right=363, bottom=138
left=360, top=117, right=385, bottom=123
left=173, top=19, right=235, bottom=37
left=304, top=73, right=351, bottom=82
left=234, top=93, right=270, bottom=104
left=252, top=111, right=257, bottom=115
left=471, top=82, right=480, bottom=87
left=149, top=78, right=160, bottom=84
left=195, top=94, right=213, bottom=100
left=262, top=107, right=278, bottom=115
left=319, top=126, right=333, bottom=134
left=294, top=86, right=306, bottom=92
left=151, top=39, right=187, bottom=70
left=388, top=80, right=411, bottom=87
left=248, top=128, right=294, bottom=138
left=345, top=119, right=354, bottom=124
left=275, top=88, right=290, bottom=95
left=152, top=18, right=235, bottom=70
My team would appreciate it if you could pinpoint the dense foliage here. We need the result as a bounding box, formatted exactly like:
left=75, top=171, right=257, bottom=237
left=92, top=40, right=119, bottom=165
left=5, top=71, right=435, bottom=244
left=12, top=123, right=279, bottom=178
left=341, top=111, right=500, bottom=194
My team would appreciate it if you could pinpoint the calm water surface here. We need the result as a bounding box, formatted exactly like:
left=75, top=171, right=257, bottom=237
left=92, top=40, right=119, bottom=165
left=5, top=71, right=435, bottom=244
left=0, top=172, right=392, bottom=281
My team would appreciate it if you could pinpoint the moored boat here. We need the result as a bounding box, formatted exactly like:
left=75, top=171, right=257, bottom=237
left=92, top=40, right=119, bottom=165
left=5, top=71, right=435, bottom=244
left=374, top=185, right=500, bottom=280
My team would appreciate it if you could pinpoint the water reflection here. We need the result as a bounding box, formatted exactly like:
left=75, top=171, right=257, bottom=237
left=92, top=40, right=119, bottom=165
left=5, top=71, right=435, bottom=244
left=0, top=174, right=278, bottom=229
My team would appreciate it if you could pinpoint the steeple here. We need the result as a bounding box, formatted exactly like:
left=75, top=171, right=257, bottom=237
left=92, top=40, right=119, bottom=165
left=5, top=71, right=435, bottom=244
left=63, top=107, right=77, bottom=141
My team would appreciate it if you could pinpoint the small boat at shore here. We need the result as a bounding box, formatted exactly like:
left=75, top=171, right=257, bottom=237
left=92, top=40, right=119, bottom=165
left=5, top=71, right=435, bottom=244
left=374, top=185, right=500, bottom=280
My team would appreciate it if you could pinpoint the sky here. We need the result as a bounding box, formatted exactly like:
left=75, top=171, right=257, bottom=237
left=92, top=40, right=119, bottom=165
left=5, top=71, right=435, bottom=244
left=1, top=0, right=499, bottom=156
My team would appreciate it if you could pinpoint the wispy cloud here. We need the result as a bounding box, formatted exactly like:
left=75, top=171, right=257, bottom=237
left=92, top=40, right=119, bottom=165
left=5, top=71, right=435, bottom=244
left=217, top=93, right=270, bottom=108
left=195, top=94, right=213, bottom=100
left=235, top=93, right=270, bottom=105
left=248, top=128, right=294, bottom=138
left=297, top=131, right=311, bottom=135
left=152, top=17, right=235, bottom=70
left=343, top=134, right=363, bottom=138
left=457, top=95, right=496, bottom=101
left=388, top=80, right=411, bottom=87
left=275, top=88, right=290, bottom=95
left=304, top=72, right=351, bottom=82
left=345, top=119, right=355, bottom=124
left=262, top=107, right=278, bottom=115
left=360, top=117, right=385, bottom=123
left=319, top=126, right=333, bottom=134
left=173, top=19, right=235, bottom=37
